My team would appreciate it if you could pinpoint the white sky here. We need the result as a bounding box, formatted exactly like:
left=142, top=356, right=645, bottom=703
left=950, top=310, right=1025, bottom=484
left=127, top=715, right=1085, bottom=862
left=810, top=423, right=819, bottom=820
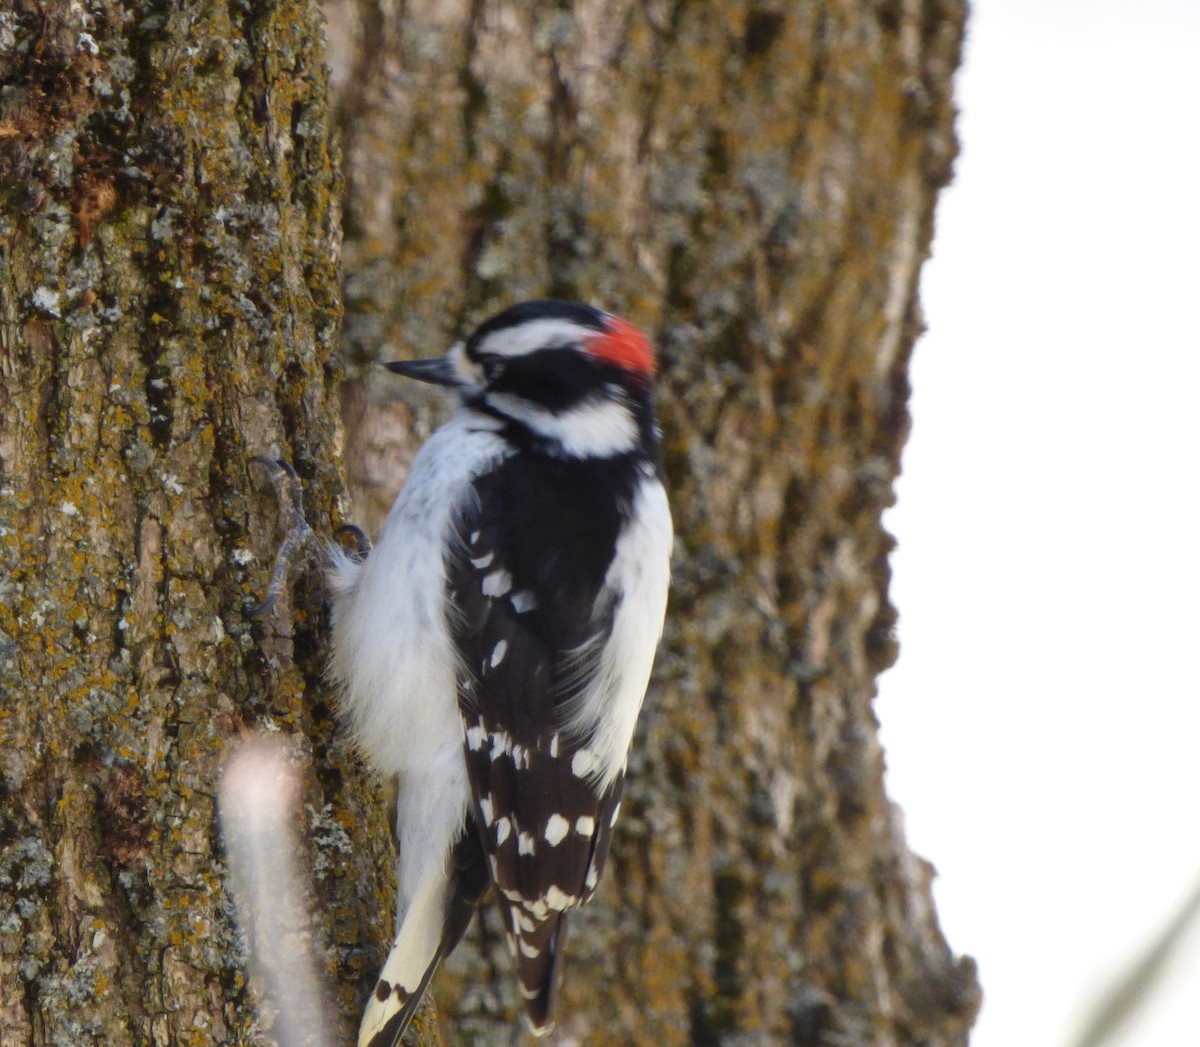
left=876, top=2, right=1200, bottom=1045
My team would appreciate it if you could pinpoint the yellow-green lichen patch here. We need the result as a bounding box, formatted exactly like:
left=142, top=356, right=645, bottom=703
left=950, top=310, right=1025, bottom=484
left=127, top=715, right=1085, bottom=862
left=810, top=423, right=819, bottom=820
left=0, top=0, right=386, bottom=1043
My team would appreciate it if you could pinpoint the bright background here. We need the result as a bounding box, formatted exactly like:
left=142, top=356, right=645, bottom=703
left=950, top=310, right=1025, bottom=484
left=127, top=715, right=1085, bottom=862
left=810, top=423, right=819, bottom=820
left=876, top=2, right=1200, bottom=1046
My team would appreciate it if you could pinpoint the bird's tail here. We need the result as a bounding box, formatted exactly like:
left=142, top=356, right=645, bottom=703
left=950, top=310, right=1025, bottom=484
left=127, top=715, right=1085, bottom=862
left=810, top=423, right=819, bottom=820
left=505, top=907, right=570, bottom=1038
left=358, top=826, right=489, bottom=1047
left=357, top=872, right=446, bottom=1047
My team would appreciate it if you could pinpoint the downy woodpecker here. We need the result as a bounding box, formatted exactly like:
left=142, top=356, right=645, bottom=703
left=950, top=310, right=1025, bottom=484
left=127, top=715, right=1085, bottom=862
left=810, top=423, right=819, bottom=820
left=328, top=300, right=673, bottom=1044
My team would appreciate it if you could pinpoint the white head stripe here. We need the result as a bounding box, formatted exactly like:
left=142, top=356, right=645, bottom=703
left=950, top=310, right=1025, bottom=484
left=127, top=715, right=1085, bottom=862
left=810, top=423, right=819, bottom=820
left=476, top=318, right=597, bottom=359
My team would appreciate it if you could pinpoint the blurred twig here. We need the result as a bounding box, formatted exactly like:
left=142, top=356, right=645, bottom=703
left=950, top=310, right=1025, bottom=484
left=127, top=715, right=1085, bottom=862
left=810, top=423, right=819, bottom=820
left=220, top=736, right=333, bottom=1047
left=1067, top=872, right=1200, bottom=1047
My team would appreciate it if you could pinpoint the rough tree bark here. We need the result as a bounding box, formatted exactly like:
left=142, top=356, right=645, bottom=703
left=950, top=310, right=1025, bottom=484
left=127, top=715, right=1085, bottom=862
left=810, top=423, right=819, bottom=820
left=327, top=1, right=980, bottom=1045
left=1, top=1, right=980, bottom=1046
left=0, top=3, right=396, bottom=1045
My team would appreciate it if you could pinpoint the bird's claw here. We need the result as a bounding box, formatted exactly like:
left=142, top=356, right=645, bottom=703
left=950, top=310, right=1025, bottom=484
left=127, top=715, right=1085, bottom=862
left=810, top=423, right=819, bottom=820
left=334, top=524, right=372, bottom=563
left=249, top=455, right=317, bottom=617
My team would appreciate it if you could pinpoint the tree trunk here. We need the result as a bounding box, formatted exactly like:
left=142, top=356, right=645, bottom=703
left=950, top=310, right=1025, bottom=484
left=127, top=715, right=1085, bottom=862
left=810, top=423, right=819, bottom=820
left=0, top=3, right=399, bottom=1044
left=328, top=1, right=980, bottom=1045
left=1, top=0, right=981, bottom=1044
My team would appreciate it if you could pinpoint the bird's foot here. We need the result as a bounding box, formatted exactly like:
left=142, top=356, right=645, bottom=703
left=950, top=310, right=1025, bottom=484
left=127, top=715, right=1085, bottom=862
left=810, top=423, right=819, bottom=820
left=249, top=456, right=319, bottom=616
left=334, top=524, right=372, bottom=564
left=249, top=457, right=373, bottom=615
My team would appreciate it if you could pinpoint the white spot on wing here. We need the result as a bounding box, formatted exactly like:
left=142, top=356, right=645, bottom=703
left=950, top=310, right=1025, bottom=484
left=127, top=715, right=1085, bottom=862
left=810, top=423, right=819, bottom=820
left=575, top=815, right=595, bottom=836
left=511, top=590, right=538, bottom=613
left=518, top=831, right=535, bottom=855
left=544, top=885, right=576, bottom=911
left=571, top=748, right=598, bottom=778
left=480, top=796, right=494, bottom=826
left=526, top=897, right=548, bottom=920
left=610, top=802, right=621, bottom=827
left=466, top=724, right=487, bottom=751
left=496, top=817, right=511, bottom=845
left=543, top=814, right=569, bottom=846
left=470, top=551, right=495, bottom=569
left=489, top=640, right=508, bottom=668
left=490, top=731, right=512, bottom=759
left=519, top=938, right=541, bottom=958
left=482, top=569, right=513, bottom=597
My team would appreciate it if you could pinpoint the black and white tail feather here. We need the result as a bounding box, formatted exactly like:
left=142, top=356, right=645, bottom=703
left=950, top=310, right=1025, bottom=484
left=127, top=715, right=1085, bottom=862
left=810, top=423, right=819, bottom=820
left=328, top=301, right=672, bottom=1044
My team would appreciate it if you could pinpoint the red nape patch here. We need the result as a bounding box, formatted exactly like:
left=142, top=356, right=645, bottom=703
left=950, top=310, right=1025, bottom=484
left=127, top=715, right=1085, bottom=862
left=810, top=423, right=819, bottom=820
left=588, top=315, right=655, bottom=376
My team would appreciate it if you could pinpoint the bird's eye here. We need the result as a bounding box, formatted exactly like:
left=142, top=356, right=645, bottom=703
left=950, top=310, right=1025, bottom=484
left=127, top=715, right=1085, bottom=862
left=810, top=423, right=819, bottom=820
left=481, top=358, right=505, bottom=382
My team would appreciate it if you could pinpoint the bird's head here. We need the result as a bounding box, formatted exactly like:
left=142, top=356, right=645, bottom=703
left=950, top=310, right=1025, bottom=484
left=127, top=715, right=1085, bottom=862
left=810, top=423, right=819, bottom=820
left=387, top=300, right=659, bottom=459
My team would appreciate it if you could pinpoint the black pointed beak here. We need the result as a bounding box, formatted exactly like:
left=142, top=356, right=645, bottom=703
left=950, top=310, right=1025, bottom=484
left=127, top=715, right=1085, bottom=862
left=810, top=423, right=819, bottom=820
left=384, top=357, right=459, bottom=387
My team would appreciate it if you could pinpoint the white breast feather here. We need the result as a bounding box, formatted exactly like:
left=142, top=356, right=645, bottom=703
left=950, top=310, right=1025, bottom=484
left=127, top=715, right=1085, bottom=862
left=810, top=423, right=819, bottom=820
left=327, top=413, right=509, bottom=772
left=327, top=412, right=508, bottom=904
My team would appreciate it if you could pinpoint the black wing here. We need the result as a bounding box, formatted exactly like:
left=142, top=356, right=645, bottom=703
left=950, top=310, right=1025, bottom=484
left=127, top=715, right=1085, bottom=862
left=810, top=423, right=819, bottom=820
left=447, top=451, right=637, bottom=1030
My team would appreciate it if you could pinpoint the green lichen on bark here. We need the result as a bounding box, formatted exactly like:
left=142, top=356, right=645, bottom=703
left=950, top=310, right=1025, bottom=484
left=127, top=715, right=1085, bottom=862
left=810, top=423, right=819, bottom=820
left=0, top=2, right=394, bottom=1044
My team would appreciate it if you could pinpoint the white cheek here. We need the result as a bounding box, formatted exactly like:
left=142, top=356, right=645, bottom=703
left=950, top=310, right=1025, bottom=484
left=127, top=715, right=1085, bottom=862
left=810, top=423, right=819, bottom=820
left=484, top=393, right=639, bottom=458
